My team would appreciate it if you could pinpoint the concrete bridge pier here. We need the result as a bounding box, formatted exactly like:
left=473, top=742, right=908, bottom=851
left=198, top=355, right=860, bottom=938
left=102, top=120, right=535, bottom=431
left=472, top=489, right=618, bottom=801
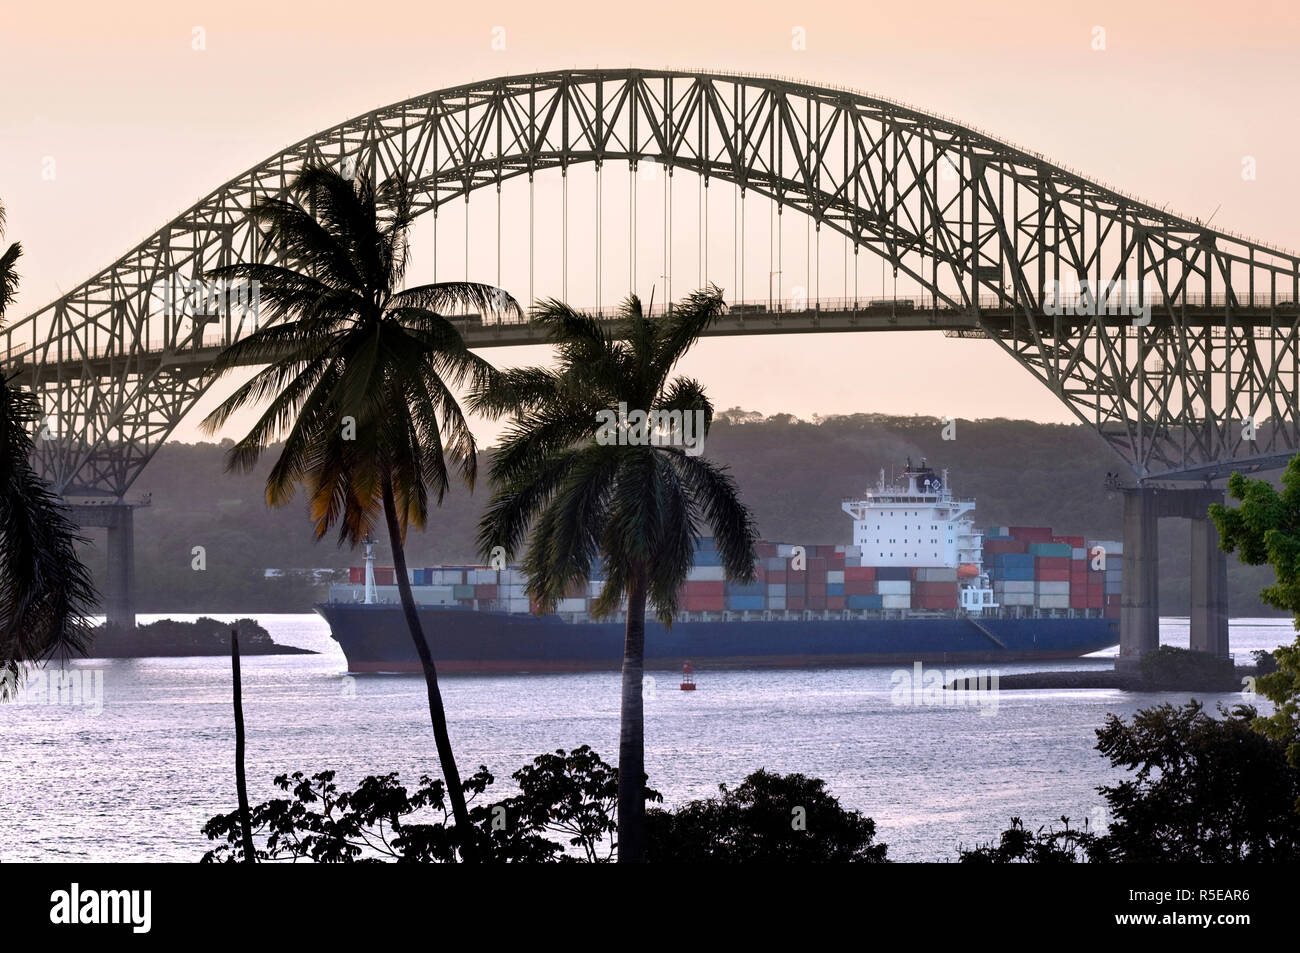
left=1189, top=514, right=1230, bottom=657
left=66, top=502, right=140, bottom=630
left=1115, top=486, right=1228, bottom=675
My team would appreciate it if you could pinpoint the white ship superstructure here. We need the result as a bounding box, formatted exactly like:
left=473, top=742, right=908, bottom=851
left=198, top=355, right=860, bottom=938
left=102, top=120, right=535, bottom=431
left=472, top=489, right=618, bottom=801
left=842, top=459, right=996, bottom=613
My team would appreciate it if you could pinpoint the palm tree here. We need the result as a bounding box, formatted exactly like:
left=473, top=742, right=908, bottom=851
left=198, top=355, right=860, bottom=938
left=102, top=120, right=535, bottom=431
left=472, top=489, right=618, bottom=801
left=199, top=166, right=520, bottom=859
left=472, top=287, right=759, bottom=862
left=0, top=199, right=97, bottom=698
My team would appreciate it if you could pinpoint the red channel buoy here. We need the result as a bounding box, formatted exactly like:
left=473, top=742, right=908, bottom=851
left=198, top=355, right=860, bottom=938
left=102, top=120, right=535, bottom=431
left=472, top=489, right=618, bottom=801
left=680, top=660, right=696, bottom=691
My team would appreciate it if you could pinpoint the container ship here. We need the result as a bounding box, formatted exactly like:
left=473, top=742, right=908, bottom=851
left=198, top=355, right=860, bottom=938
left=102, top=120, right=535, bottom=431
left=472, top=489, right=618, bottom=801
left=316, top=461, right=1122, bottom=673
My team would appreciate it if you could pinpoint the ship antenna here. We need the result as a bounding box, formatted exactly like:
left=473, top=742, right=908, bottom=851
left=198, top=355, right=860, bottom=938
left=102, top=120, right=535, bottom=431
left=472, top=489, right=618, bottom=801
left=363, top=535, right=377, bottom=605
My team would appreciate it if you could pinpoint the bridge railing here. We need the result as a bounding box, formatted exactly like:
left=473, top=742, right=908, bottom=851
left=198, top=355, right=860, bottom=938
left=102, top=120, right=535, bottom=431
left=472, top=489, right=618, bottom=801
left=7, top=291, right=1300, bottom=368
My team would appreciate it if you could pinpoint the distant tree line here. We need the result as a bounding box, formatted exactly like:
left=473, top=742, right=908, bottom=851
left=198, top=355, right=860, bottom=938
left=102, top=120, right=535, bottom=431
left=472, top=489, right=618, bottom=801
left=84, top=412, right=1283, bottom=616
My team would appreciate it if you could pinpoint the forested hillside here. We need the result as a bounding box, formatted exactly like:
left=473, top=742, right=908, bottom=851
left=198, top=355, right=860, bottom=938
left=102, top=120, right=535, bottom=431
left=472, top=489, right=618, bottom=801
left=74, top=411, right=1285, bottom=616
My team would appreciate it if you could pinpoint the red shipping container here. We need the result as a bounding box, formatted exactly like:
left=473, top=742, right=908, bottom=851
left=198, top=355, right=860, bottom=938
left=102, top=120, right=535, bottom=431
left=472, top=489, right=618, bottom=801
left=1069, top=592, right=1088, bottom=608
left=917, top=595, right=959, bottom=610
left=349, top=567, right=364, bottom=584
left=827, top=596, right=846, bottom=610
left=768, top=570, right=787, bottom=584
left=1088, top=591, right=1104, bottom=608
left=984, top=539, right=1028, bottom=554
left=475, top=584, right=498, bottom=599
left=844, top=580, right=876, bottom=596
left=829, top=553, right=846, bottom=568
left=684, top=581, right=724, bottom=595
left=1035, top=557, right=1070, bottom=571
left=806, top=594, right=826, bottom=609
left=375, top=568, right=395, bottom=586
left=808, top=557, right=827, bottom=572
left=787, top=596, right=806, bottom=610
left=755, top=567, right=768, bottom=582
left=1053, top=535, right=1085, bottom=547
left=1036, top=569, right=1070, bottom=582
left=1010, top=526, right=1053, bottom=542
left=845, top=566, right=876, bottom=581
left=808, top=583, right=827, bottom=597
left=788, top=569, right=807, bottom=582
left=756, top=542, right=778, bottom=557
left=684, top=596, right=724, bottom=612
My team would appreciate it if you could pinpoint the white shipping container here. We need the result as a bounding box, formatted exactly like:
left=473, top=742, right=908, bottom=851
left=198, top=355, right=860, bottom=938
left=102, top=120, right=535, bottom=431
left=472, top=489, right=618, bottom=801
left=469, top=569, right=499, bottom=584
left=768, top=597, right=786, bottom=610
left=1088, top=540, right=1123, bottom=555
left=1002, top=592, right=1035, bottom=606
left=507, top=598, right=531, bottom=614
left=557, top=598, right=587, bottom=613
left=1002, top=580, right=1035, bottom=594
left=1037, top=594, right=1070, bottom=609
left=776, top=544, right=796, bottom=558
left=766, top=583, right=787, bottom=595
left=431, top=570, right=462, bottom=585
left=1071, top=548, right=1086, bottom=560
left=1035, top=581, right=1070, bottom=595
left=687, top=566, right=726, bottom=582
left=881, top=594, right=912, bottom=609
left=826, top=570, right=845, bottom=584
left=877, top=580, right=912, bottom=595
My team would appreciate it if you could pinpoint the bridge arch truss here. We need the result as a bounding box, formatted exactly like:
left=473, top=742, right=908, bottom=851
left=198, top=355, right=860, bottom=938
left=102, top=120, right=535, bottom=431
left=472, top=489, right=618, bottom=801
left=4, top=68, right=1300, bottom=496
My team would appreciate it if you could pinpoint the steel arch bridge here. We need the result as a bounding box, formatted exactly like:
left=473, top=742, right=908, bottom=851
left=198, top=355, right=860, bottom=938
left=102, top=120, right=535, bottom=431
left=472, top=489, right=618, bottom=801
left=4, top=67, right=1300, bottom=498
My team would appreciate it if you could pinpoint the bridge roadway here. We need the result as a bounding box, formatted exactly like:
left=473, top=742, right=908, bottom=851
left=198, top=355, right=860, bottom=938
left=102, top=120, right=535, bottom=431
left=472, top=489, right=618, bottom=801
left=8, top=297, right=1295, bottom=385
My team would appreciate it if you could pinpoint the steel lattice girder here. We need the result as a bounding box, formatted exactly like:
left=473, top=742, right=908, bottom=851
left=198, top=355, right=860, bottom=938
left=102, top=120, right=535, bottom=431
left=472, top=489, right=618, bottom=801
left=3, top=68, right=1298, bottom=496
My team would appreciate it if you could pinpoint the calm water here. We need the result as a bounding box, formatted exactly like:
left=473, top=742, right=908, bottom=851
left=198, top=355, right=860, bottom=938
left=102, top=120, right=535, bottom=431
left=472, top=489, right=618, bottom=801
left=0, top=614, right=1290, bottom=862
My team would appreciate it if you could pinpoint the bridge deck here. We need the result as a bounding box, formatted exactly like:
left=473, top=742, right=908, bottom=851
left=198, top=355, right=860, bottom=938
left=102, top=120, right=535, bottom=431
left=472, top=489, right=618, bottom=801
left=9, top=300, right=1298, bottom=385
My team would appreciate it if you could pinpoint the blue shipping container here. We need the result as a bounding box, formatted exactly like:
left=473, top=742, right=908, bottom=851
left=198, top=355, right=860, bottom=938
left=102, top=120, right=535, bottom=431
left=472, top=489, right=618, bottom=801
left=876, top=566, right=911, bottom=581
left=725, top=580, right=765, bottom=597
left=848, top=594, right=884, bottom=609
left=827, top=582, right=845, bottom=596
left=725, top=595, right=766, bottom=611
left=693, top=550, right=723, bottom=567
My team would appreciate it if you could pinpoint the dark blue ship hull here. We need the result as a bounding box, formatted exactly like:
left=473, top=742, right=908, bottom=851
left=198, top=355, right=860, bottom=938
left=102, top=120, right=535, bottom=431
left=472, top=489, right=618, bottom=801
left=315, top=603, right=1120, bottom=673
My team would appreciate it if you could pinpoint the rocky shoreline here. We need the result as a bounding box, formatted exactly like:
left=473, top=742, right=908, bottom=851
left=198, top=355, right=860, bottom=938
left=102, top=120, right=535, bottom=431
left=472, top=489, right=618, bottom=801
left=89, top=617, right=315, bottom=658
left=948, top=666, right=1258, bottom=693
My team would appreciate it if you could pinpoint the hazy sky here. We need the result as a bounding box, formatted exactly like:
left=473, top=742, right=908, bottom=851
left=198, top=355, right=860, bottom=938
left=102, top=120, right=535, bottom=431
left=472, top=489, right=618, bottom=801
left=3, top=1, right=1298, bottom=445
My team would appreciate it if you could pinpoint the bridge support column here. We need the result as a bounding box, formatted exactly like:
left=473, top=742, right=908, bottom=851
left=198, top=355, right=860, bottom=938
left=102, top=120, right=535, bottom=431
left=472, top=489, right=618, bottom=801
left=66, top=502, right=140, bottom=630
left=104, top=506, right=136, bottom=629
left=1116, top=486, right=1227, bottom=676
left=1189, top=504, right=1229, bottom=658
left=1117, top=488, right=1159, bottom=675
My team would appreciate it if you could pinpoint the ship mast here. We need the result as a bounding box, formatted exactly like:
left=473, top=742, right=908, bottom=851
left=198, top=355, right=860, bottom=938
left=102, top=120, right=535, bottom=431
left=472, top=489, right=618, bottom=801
left=363, top=536, right=377, bottom=604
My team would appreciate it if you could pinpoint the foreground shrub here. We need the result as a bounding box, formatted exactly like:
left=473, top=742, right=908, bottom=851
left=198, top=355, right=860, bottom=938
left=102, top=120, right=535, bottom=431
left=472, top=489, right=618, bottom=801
left=202, top=745, right=658, bottom=862
left=644, top=769, right=888, bottom=863
left=203, top=750, right=886, bottom=862
left=962, top=701, right=1300, bottom=863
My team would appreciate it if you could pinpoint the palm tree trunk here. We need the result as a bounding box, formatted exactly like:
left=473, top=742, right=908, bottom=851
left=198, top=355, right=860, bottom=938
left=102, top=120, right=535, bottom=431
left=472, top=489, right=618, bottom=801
left=230, top=627, right=256, bottom=864
left=380, top=475, right=476, bottom=861
left=617, top=569, right=650, bottom=863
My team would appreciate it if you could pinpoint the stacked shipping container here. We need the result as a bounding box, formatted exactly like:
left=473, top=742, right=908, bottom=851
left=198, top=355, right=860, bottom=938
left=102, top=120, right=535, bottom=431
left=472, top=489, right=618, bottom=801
left=985, top=528, right=1122, bottom=617
left=344, top=528, right=1120, bottom=618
